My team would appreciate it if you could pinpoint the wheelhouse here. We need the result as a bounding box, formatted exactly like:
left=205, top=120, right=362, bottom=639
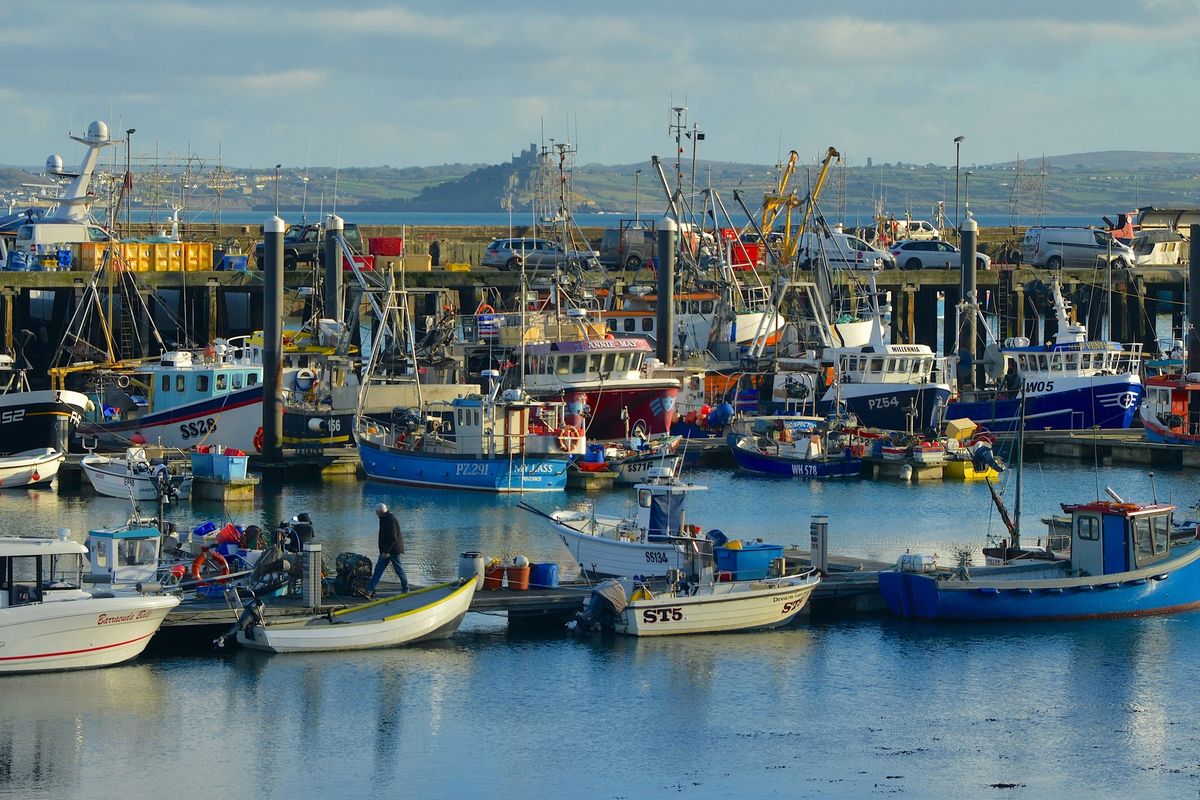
left=1066, top=501, right=1175, bottom=577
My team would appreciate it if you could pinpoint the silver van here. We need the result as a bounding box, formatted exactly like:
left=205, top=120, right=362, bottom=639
left=1021, top=226, right=1134, bottom=269
left=599, top=226, right=655, bottom=269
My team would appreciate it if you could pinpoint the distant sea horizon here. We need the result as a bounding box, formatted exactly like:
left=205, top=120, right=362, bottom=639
left=138, top=209, right=1103, bottom=230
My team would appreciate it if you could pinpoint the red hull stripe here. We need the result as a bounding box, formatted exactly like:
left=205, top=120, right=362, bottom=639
left=0, top=631, right=154, bottom=662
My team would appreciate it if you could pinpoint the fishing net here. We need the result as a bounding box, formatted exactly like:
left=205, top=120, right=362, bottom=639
left=335, top=552, right=374, bottom=597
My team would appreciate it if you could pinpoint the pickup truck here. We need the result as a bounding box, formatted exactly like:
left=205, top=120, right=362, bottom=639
left=253, top=222, right=364, bottom=270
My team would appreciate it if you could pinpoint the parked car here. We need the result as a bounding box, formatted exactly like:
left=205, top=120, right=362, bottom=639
left=890, top=239, right=991, bottom=271
left=482, top=237, right=599, bottom=270
left=1020, top=226, right=1134, bottom=269
left=252, top=222, right=364, bottom=270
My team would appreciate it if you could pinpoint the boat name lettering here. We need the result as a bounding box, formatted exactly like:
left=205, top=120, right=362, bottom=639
left=327, top=418, right=342, bottom=433
left=0, top=409, right=24, bottom=425
left=780, top=598, right=805, bottom=615
left=455, top=463, right=491, bottom=476
left=97, top=609, right=150, bottom=625
left=180, top=418, right=217, bottom=440
left=1024, top=380, right=1055, bottom=393
left=645, top=551, right=670, bottom=564
left=868, top=396, right=900, bottom=410
left=891, top=346, right=924, bottom=353
left=523, top=462, right=557, bottom=475
left=641, top=607, right=683, bottom=623
left=790, top=463, right=819, bottom=477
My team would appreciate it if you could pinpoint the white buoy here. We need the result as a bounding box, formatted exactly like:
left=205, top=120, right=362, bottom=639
left=900, top=464, right=914, bottom=482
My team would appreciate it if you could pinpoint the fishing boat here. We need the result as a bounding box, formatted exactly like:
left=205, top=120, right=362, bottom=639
left=727, top=428, right=862, bottom=478
left=80, top=446, right=192, bottom=501
left=0, top=448, right=64, bottom=488
left=0, top=351, right=91, bottom=458
left=225, top=579, right=476, bottom=653
left=878, top=495, right=1200, bottom=621
left=357, top=373, right=580, bottom=493
left=605, top=434, right=684, bottom=485
left=0, top=534, right=179, bottom=673
left=533, top=468, right=711, bottom=579
left=948, top=277, right=1143, bottom=432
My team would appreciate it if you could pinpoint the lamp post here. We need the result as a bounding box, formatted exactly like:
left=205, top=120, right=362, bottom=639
left=953, top=135, right=964, bottom=243
left=635, top=169, right=642, bottom=225
left=124, top=128, right=135, bottom=232
left=273, top=164, right=282, bottom=217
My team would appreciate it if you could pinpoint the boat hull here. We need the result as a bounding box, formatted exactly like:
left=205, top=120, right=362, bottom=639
left=0, top=594, right=179, bottom=673
left=0, top=448, right=64, bottom=488
left=358, top=435, right=569, bottom=492
left=728, top=435, right=861, bottom=478
left=552, top=515, right=688, bottom=579
left=823, top=382, right=951, bottom=432
left=0, top=389, right=89, bottom=456
left=238, top=581, right=475, bottom=653
left=879, top=542, right=1200, bottom=621
left=620, top=577, right=818, bottom=636
left=950, top=377, right=1142, bottom=432
left=541, top=385, right=679, bottom=438
left=611, top=452, right=683, bottom=485
left=84, top=386, right=263, bottom=452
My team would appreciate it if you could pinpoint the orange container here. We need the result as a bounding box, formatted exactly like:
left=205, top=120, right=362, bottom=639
left=505, top=565, right=530, bottom=591
left=483, top=565, right=505, bottom=591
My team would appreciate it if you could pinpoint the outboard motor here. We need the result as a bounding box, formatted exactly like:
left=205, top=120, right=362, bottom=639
left=290, top=512, right=316, bottom=544
left=574, top=578, right=628, bottom=635
left=213, top=594, right=265, bottom=649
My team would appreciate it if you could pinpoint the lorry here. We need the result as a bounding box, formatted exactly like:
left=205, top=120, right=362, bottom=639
left=253, top=222, right=365, bottom=270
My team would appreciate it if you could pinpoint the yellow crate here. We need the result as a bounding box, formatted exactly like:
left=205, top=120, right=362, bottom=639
left=402, top=254, right=432, bottom=272
left=445, top=262, right=471, bottom=272
left=183, top=242, right=214, bottom=271
left=118, top=242, right=152, bottom=272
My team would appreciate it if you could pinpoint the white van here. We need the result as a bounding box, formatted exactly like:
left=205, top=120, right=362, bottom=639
left=892, top=219, right=941, bottom=241
left=797, top=228, right=895, bottom=270
left=15, top=221, right=109, bottom=252
left=1021, top=226, right=1134, bottom=269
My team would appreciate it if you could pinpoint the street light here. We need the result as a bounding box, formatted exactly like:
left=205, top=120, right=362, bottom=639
left=273, top=164, right=282, bottom=217
left=953, top=135, right=964, bottom=243
left=635, top=169, right=642, bottom=225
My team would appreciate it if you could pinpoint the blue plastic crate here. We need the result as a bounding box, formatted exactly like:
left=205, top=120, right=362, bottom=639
left=715, top=543, right=783, bottom=581
left=213, top=454, right=248, bottom=481
left=190, top=451, right=215, bottom=477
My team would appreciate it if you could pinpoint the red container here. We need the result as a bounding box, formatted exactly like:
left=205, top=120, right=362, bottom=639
left=369, top=237, right=405, bottom=256
left=483, top=565, right=504, bottom=591
left=731, top=241, right=762, bottom=270
left=343, top=254, right=375, bottom=271
left=505, top=565, right=530, bottom=591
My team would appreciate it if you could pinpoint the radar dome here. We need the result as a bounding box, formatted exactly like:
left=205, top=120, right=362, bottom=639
left=86, top=121, right=109, bottom=143
left=45, top=154, right=63, bottom=173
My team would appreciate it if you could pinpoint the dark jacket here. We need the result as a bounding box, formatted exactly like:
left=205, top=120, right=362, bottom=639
left=378, top=511, right=404, bottom=556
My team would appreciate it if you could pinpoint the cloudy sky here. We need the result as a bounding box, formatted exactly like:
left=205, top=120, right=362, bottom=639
left=3, top=1, right=1196, bottom=171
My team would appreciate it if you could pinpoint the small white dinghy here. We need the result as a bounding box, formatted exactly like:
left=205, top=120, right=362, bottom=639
left=228, top=579, right=477, bottom=654
left=81, top=447, right=191, bottom=501
left=0, top=448, right=64, bottom=488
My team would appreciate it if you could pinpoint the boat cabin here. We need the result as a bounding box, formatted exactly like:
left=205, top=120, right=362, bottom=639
left=839, top=344, right=945, bottom=386
left=0, top=536, right=88, bottom=608
left=85, top=526, right=162, bottom=588
left=1066, top=500, right=1175, bottom=577
left=418, top=394, right=581, bottom=457
left=1142, top=374, right=1200, bottom=439
left=635, top=470, right=707, bottom=541
left=522, top=338, right=653, bottom=391
left=1002, top=340, right=1141, bottom=379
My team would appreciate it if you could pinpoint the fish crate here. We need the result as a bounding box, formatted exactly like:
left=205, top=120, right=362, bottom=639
left=715, top=543, right=784, bottom=581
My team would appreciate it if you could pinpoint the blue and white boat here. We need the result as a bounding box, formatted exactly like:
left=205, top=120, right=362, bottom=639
left=356, top=378, right=582, bottom=493
left=727, top=421, right=862, bottom=478
left=946, top=278, right=1142, bottom=432
left=879, top=497, right=1200, bottom=621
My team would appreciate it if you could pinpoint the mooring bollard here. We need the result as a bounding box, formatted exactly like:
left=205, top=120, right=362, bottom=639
left=809, top=514, right=829, bottom=574
left=303, top=542, right=323, bottom=610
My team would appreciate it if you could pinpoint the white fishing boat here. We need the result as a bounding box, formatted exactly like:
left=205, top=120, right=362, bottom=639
left=0, top=534, right=179, bottom=673
left=0, top=448, right=65, bottom=488
left=81, top=447, right=191, bottom=501
left=228, top=579, right=476, bottom=653
left=534, top=468, right=708, bottom=579
left=579, top=569, right=820, bottom=636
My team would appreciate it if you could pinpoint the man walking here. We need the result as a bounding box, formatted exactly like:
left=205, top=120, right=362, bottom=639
left=367, top=503, right=409, bottom=595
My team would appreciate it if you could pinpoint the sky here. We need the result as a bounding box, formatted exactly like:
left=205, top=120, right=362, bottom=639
left=3, top=0, right=1198, bottom=172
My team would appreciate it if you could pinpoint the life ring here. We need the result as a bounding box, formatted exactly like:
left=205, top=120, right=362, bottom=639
left=191, top=550, right=230, bottom=584
left=253, top=427, right=264, bottom=452
left=202, top=345, right=216, bottom=362
left=475, top=303, right=495, bottom=315
left=295, top=368, right=317, bottom=391
left=556, top=425, right=581, bottom=452
left=116, top=374, right=131, bottom=389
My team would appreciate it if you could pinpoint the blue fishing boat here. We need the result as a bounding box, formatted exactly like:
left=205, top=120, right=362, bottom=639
left=356, top=385, right=581, bottom=493
left=879, top=497, right=1200, bottom=620
left=727, top=428, right=862, bottom=478
left=946, top=278, right=1142, bottom=432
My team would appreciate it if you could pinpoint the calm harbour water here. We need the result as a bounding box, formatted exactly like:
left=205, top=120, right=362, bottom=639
left=4, top=460, right=1200, bottom=798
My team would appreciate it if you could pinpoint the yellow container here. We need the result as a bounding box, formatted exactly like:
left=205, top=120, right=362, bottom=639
left=445, top=262, right=471, bottom=272
left=402, top=254, right=432, bottom=272
left=183, top=242, right=214, bottom=271
left=118, top=242, right=152, bottom=272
